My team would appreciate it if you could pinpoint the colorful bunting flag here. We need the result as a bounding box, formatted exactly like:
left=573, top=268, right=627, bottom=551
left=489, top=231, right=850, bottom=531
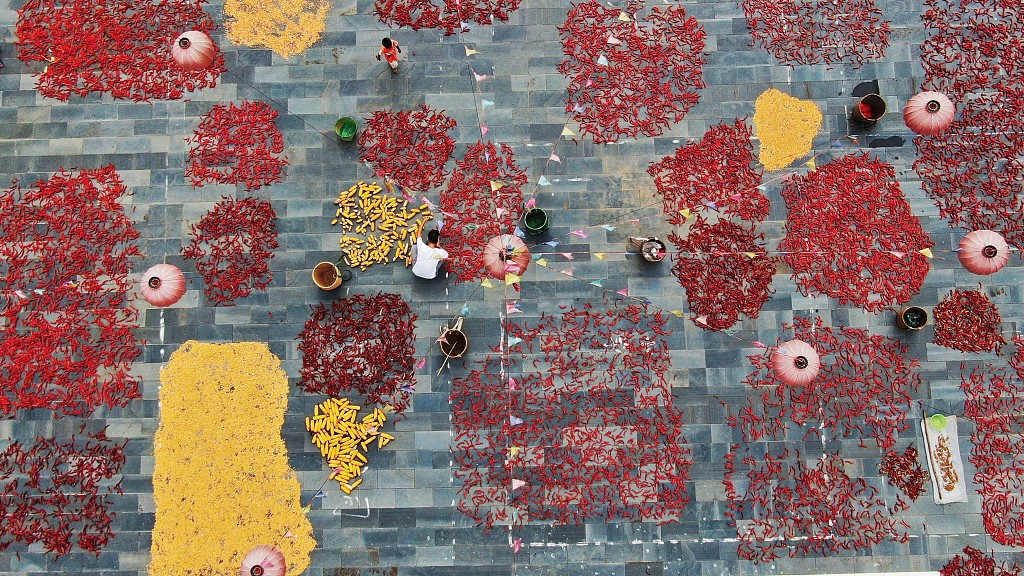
left=505, top=273, right=521, bottom=283
left=490, top=180, right=504, bottom=191
left=415, top=357, right=427, bottom=369
left=481, top=99, right=494, bottom=108
left=465, top=47, right=478, bottom=56
left=617, top=288, right=629, bottom=296
left=510, top=446, right=521, bottom=457
left=544, top=240, right=560, bottom=247
left=593, top=253, right=606, bottom=260
left=919, top=248, right=934, bottom=258
left=508, top=336, right=522, bottom=346
left=570, top=229, right=588, bottom=238
left=536, top=258, right=548, bottom=266
left=509, top=415, right=523, bottom=426
left=607, top=34, right=621, bottom=45
left=525, top=197, right=536, bottom=209
left=481, top=278, right=495, bottom=288
left=538, top=175, right=551, bottom=186
left=805, top=158, right=816, bottom=170
left=618, top=11, right=630, bottom=20
left=591, top=280, right=603, bottom=287
left=560, top=252, right=574, bottom=260
left=550, top=152, right=560, bottom=163
left=561, top=127, right=576, bottom=136
left=511, top=479, right=526, bottom=490
left=513, top=538, right=522, bottom=553
left=508, top=377, right=518, bottom=390
left=481, top=124, right=489, bottom=137
left=473, top=71, right=489, bottom=82
left=597, top=55, right=608, bottom=66
left=600, top=225, right=616, bottom=231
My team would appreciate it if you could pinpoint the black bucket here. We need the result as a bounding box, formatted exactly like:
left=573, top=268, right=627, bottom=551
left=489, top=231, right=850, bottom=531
left=853, top=94, right=887, bottom=123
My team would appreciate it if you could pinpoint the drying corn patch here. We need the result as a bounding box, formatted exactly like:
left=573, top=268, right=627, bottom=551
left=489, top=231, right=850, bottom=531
left=332, top=181, right=433, bottom=270
left=307, top=398, right=393, bottom=494
left=224, top=0, right=328, bottom=59
left=150, top=341, right=315, bottom=576
left=753, top=88, right=823, bottom=171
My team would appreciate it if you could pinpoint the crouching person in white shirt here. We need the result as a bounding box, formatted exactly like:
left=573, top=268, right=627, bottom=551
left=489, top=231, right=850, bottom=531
left=410, top=228, right=449, bottom=279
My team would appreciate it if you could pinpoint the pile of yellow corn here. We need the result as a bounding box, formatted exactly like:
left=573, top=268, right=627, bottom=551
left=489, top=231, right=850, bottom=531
left=752, top=88, right=823, bottom=171
left=305, top=398, right=394, bottom=494
left=332, top=181, right=432, bottom=270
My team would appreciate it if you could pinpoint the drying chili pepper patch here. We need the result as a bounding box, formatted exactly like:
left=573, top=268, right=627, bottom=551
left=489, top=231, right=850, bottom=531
left=374, top=0, right=522, bottom=35
left=151, top=341, right=316, bottom=576
left=0, top=428, right=126, bottom=557
left=16, top=0, right=224, bottom=101
left=558, top=0, right=705, bottom=143
left=933, top=288, right=1005, bottom=353
left=0, top=165, right=142, bottom=417
left=296, top=293, right=417, bottom=418
left=452, top=303, right=691, bottom=529
left=181, top=196, right=279, bottom=306
left=742, top=0, right=890, bottom=68
left=359, top=107, right=457, bottom=193
left=736, top=316, right=922, bottom=452
left=780, top=153, right=933, bottom=312
left=669, top=218, right=775, bottom=331
left=649, top=119, right=768, bottom=224
left=440, top=141, right=527, bottom=283
left=186, top=101, right=288, bottom=192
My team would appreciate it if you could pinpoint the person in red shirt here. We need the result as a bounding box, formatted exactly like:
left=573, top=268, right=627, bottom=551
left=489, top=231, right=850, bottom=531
left=377, top=38, right=401, bottom=74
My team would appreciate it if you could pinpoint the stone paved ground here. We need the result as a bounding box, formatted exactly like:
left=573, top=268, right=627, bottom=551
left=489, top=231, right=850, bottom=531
left=2, top=0, right=1024, bottom=574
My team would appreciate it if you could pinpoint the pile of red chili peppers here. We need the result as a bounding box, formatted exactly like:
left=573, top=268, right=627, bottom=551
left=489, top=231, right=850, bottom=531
left=359, top=105, right=457, bottom=193
left=0, top=428, right=126, bottom=557
left=932, top=288, right=1005, bottom=353
left=440, top=141, right=526, bottom=283
left=780, top=153, right=933, bottom=313
left=741, top=0, right=890, bottom=68
left=373, top=0, right=522, bottom=35
left=723, top=447, right=909, bottom=563
left=941, top=547, right=1022, bottom=576
left=296, top=293, right=417, bottom=418
left=737, top=317, right=922, bottom=451
left=186, top=101, right=288, bottom=192
left=181, top=197, right=279, bottom=306
left=915, top=0, right=1024, bottom=247
left=0, top=166, right=142, bottom=416
left=452, top=303, right=691, bottom=529
left=668, top=218, right=775, bottom=330
left=649, top=119, right=768, bottom=224
left=16, top=0, right=223, bottom=101
left=960, top=340, right=1024, bottom=545
left=557, top=0, right=705, bottom=143
left=878, top=444, right=929, bottom=501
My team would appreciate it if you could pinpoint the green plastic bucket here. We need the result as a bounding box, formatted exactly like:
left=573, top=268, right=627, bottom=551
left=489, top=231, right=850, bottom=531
left=522, top=208, right=549, bottom=235
left=335, top=117, right=357, bottom=141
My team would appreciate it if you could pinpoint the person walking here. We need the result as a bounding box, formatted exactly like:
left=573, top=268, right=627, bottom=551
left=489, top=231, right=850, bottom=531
left=377, top=38, right=401, bottom=74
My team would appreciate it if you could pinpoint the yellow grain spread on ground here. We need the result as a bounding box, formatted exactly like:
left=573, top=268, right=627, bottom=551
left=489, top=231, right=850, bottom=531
left=333, top=181, right=433, bottom=270
left=150, top=341, right=315, bottom=576
left=753, top=88, right=823, bottom=171
left=224, top=0, right=329, bottom=59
